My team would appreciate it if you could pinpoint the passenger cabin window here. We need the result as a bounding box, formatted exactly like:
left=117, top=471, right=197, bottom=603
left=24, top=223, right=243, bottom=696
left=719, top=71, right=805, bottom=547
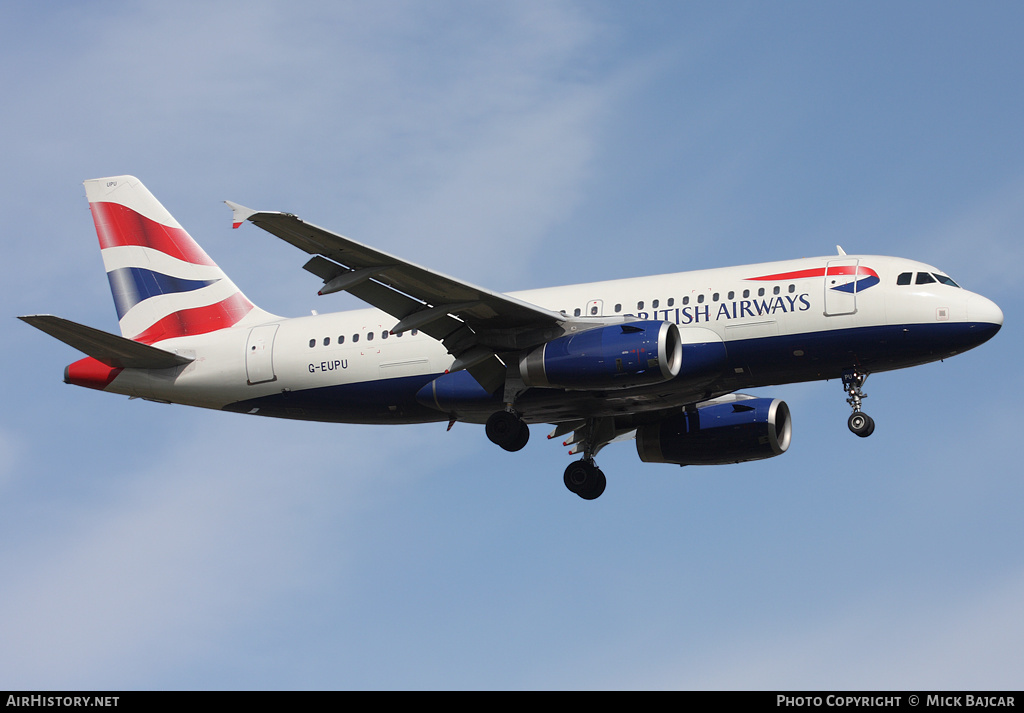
left=637, top=301, right=644, bottom=310
left=697, top=294, right=704, bottom=304
left=897, top=272, right=912, bottom=285
left=667, top=298, right=674, bottom=307
left=652, top=299, right=659, bottom=309
left=916, top=272, right=936, bottom=285
left=773, top=286, right=780, bottom=295
left=574, top=308, right=581, bottom=317
left=614, top=303, right=622, bottom=313
left=323, top=337, right=330, bottom=346
left=309, top=339, right=315, bottom=348
left=352, top=334, right=359, bottom=343
left=590, top=305, right=598, bottom=315
left=338, top=335, right=345, bottom=344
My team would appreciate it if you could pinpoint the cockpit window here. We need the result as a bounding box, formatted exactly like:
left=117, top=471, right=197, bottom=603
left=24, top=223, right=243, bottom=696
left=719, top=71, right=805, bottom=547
left=899, top=270, right=960, bottom=288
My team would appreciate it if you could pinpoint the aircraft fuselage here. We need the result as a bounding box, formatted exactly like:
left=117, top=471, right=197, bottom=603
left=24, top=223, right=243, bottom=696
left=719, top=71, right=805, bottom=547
left=84, top=254, right=1001, bottom=426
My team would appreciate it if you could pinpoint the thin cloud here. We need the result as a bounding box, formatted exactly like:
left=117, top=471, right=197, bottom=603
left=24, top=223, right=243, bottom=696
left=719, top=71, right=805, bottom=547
left=906, top=175, right=1024, bottom=292
left=0, top=415, right=457, bottom=688
left=653, top=570, right=1024, bottom=690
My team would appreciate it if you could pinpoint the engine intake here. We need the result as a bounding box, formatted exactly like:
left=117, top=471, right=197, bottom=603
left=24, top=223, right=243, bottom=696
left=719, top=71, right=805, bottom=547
left=636, top=397, right=792, bottom=465
left=519, top=321, right=683, bottom=390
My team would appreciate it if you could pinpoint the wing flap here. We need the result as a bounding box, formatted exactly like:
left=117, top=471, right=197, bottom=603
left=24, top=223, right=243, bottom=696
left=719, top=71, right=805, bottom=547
left=19, top=315, right=193, bottom=369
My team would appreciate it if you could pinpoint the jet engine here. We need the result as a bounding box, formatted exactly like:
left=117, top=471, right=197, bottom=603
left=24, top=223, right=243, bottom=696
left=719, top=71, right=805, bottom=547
left=518, top=321, right=684, bottom=390
left=636, top=397, right=792, bottom=466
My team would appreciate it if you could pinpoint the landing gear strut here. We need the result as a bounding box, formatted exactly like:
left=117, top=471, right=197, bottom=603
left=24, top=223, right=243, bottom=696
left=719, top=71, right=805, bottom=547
left=485, top=410, right=530, bottom=452
left=488, top=411, right=611, bottom=500
left=556, top=417, right=617, bottom=500
left=563, top=459, right=606, bottom=500
left=842, top=370, right=875, bottom=438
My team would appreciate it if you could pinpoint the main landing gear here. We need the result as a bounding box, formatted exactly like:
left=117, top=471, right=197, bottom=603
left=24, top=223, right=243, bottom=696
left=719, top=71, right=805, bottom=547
left=485, top=410, right=530, bottom=452
left=563, top=459, right=606, bottom=500
left=842, top=370, right=875, bottom=438
left=485, top=411, right=612, bottom=500
left=557, top=417, right=617, bottom=500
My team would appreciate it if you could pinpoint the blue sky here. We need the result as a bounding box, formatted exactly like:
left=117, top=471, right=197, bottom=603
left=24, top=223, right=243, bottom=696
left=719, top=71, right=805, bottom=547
left=1, top=1, right=1021, bottom=690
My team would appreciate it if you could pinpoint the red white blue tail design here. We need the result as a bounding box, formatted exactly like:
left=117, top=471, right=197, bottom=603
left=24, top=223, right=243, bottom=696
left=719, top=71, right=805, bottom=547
left=85, top=176, right=273, bottom=344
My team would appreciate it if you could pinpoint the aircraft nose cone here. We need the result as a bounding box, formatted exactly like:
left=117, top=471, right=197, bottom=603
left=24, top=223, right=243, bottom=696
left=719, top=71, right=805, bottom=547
left=968, top=293, right=1004, bottom=327
left=966, top=293, right=1003, bottom=345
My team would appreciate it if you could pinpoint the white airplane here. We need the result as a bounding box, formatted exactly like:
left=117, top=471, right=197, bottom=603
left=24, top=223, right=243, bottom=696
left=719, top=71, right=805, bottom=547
left=21, top=176, right=1003, bottom=499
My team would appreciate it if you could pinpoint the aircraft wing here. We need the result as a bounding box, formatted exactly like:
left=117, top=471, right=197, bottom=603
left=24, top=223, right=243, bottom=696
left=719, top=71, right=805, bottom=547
left=226, top=202, right=567, bottom=392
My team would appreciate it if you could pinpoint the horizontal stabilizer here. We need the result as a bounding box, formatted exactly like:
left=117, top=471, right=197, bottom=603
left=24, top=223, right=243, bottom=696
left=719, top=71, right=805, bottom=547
left=19, top=315, right=193, bottom=369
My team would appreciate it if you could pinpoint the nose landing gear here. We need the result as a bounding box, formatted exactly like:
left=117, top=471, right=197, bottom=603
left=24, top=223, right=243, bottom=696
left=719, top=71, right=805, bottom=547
left=843, top=370, right=875, bottom=437
left=848, top=410, right=875, bottom=437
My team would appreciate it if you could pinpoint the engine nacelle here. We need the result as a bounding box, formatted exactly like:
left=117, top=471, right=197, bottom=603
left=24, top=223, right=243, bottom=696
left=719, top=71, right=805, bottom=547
left=636, top=397, right=792, bottom=466
left=519, top=321, right=683, bottom=390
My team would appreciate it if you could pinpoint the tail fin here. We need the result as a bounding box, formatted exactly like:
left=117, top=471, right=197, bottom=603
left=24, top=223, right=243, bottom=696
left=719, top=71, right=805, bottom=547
left=85, top=176, right=275, bottom=344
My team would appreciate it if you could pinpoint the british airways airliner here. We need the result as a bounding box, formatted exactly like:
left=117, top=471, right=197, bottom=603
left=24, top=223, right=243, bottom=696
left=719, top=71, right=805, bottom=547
left=21, top=176, right=1003, bottom=499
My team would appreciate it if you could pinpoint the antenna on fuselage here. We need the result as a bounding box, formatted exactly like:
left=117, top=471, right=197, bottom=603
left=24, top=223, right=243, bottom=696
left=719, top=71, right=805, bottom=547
left=836, top=245, right=847, bottom=255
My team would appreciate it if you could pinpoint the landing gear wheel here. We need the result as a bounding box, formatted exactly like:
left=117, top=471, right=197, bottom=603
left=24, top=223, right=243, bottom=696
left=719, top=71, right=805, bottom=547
left=510, top=420, right=530, bottom=451
left=486, top=411, right=529, bottom=452
left=848, top=411, right=875, bottom=438
left=563, top=460, right=607, bottom=500
left=842, top=370, right=875, bottom=438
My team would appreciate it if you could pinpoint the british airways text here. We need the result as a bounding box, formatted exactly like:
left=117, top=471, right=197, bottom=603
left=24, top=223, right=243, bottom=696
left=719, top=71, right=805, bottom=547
left=638, top=293, right=812, bottom=325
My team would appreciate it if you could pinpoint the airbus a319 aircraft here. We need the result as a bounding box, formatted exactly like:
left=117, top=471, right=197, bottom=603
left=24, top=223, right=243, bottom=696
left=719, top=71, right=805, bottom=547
left=21, top=176, right=1003, bottom=499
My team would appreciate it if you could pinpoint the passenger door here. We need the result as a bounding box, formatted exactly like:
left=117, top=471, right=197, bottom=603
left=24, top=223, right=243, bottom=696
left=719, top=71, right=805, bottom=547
left=823, top=259, right=860, bottom=316
left=245, top=324, right=279, bottom=385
